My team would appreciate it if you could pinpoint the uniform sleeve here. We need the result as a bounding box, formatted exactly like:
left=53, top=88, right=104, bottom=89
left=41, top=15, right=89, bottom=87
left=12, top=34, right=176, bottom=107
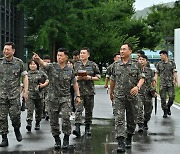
left=93, top=62, right=101, bottom=78
left=137, top=63, right=145, bottom=79
left=110, top=63, right=116, bottom=81
left=156, top=62, right=160, bottom=74
left=71, top=68, right=77, bottom=84
left=150, top=69, right=155, bottom=82
left=20, top=61, right=28, bottom=77
left=106, top=65, right=112, bottom=78
left=42, top=71, right=49, bottom=82
left=44, top=63, right=53, bottom=75
left=171, top=61, right=177, bottom=72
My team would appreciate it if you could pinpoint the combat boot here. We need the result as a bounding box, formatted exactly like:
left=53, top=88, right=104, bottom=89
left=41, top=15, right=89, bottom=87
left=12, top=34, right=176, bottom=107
left=137, top=123, right=144, bottom=133
left=125, top=133, right=133, bottom=148
left=85, top=124, right=91, bottom=136
left=167, top=106, right=171, bottom=115
left=163, top=109, right=167, bottom=118
left=0, top=134, right=8, bottom=147
left=62, top=134, right=69, bottom=149
left=14, top=128, right=22, bottom=142
left=26, top=120, right=32, bottom=132
left=73, top=123, right=81, bottom=138
left=54, top=135, right=61, bottom=149
left=35, top=121, right=40, bottom=130
left=117, top=136, right=125, bottom=153
left=144, top=121, right=149, bottom=130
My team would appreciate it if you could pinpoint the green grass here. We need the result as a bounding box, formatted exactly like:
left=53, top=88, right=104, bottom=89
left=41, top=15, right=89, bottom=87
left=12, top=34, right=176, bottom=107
left=94, top=75, right=106, bottom=85
left=175, top=86, right=180, bottom=104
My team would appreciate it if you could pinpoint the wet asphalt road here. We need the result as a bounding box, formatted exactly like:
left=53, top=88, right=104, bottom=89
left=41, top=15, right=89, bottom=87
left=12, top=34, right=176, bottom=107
left=0, top=86, right=180, bottom=154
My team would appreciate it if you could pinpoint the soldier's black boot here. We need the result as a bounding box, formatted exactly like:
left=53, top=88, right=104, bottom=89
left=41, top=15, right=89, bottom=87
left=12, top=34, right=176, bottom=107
left=167, top=106, right=171, bottom=115
left=62, top=134, right=69, bottom=149
left=35, top=121, right=40, bottom=130
left=125, top=133, right=133, bottom=148
left=85, top=124, right=91, bottom=136
left=144, top=121, right=148, bottom=130
left=54, top=135, right=61, bottom=149
left=117, top=136, right=125, bottom=153
left=73, top=123, right=81, bottom=138
left=26, top=120, right=32, bottom=132
left=138, top=123, right=144, bottom=133
left=0, top=134, right=8, bottom=147
left=163, top=109, right=168, bottom=118
left=14, top=128, right=22, bottom=142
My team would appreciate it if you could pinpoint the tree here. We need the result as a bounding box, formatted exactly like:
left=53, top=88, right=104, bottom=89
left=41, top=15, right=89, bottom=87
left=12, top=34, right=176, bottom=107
left=143, top=1, right=180, bottom=50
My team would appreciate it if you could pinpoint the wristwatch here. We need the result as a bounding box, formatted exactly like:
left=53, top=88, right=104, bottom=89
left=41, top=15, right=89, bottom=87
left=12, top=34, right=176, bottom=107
left=136, top=85, right=140, bottom=90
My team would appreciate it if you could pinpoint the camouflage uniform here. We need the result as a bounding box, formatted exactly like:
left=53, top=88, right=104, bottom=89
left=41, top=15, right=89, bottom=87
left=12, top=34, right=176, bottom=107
left=106, top=63, right=116, bottom=115
left=74, top=60, right=100, bottom=125
left=0, top=57, right=27, bottom=134
left=26, top=70, right=48, bottom=123
left=156, top=60, right=177, bottom=110
left=111, top=59, right=144, bottom=138
left=44, top=63, right=76, bottom=136
left=137, top=67, right=155, bottom=124
left=39, top=67, right=50, bottom=117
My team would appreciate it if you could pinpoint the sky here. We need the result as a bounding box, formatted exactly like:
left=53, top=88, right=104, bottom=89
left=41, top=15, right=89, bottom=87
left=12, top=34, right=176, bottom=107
left=134, top=0, right=176, bottom=10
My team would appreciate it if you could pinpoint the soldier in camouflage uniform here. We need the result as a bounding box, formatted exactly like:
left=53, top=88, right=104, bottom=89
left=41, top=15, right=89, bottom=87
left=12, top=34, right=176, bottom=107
left=104, top=53, right=121, bottom=117
left=26, top=59, right=49, bottom=132
left=73, top=47, right=100, bottom=138
left=137, top=55, right=156, bottom=133
left=110, top=43, right=145, bottom=153
left=33, top=48, right=80, bottom=150
left=41, top=55, right=51, bottom=120
left=155, top=50, right=178, bottom=118
left=0, top=42, right=28, bottom=147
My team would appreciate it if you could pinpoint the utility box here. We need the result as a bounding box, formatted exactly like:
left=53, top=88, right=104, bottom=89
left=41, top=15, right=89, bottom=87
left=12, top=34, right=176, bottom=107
left=174, top=28, right=180, bottom=86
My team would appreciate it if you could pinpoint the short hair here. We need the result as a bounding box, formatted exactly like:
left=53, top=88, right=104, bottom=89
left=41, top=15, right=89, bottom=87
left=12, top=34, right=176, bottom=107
left=28, top=59, right=39, bottom=70
left=4, top=42, right=15, bottom=49
left=57, top=48, right=69, bottom=56
left=113, top=52, right=120, bottom=58
left=81, top=47, right=90, bottom=54
left=122, top=43, right=132, bottom=50
left=73, top=50, right=80, bottom=56
left=159, top=50, right=168, bottom=56
left=43, top=54, right=50, bottom=60
left=139, top=54, right=148, bottom=60
left=68, top=59, right=74, bottom=65
left=137, top=50, right=145, bottom=55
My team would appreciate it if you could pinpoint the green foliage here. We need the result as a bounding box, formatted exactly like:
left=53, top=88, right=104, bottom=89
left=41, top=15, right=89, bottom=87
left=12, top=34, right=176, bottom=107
left=143, top=1, right=180, bottom=49
left=18, top=0, right=142, bottom=64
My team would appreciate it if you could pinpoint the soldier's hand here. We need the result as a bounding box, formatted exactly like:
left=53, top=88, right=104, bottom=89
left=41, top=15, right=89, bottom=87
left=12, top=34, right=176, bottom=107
left=174, top=81, right=178, bottom=87
left=75, top=96, right=81, bottom=105
left=77, top=76, right=83, bottom=80
left=104, top=85, right=108, bottom=88
left=83, top=75, right=91, bottom=80
left=130, top=86, right=139, bottom=96
left=110, top=93, right=114, bottom=101
left=32, top=52, right=40, bottom=61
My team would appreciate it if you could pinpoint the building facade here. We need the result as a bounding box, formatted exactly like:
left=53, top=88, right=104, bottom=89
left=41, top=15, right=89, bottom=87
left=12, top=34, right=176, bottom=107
left=0, top=0, right=25, bottom=60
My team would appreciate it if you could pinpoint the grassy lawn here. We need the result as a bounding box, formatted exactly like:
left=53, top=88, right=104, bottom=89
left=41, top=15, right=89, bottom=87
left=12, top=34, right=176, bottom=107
left=94, top=75, right=106, bottom=85
left=175, top=86, right=180, bottom=104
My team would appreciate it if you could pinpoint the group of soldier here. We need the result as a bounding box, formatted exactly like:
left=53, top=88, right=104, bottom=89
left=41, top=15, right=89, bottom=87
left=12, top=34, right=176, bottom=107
left=0, top=42, right=178, bottom=153
left=0, top=42, right=100, bottom=150
left=105, top=43, right=178, bottom=153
